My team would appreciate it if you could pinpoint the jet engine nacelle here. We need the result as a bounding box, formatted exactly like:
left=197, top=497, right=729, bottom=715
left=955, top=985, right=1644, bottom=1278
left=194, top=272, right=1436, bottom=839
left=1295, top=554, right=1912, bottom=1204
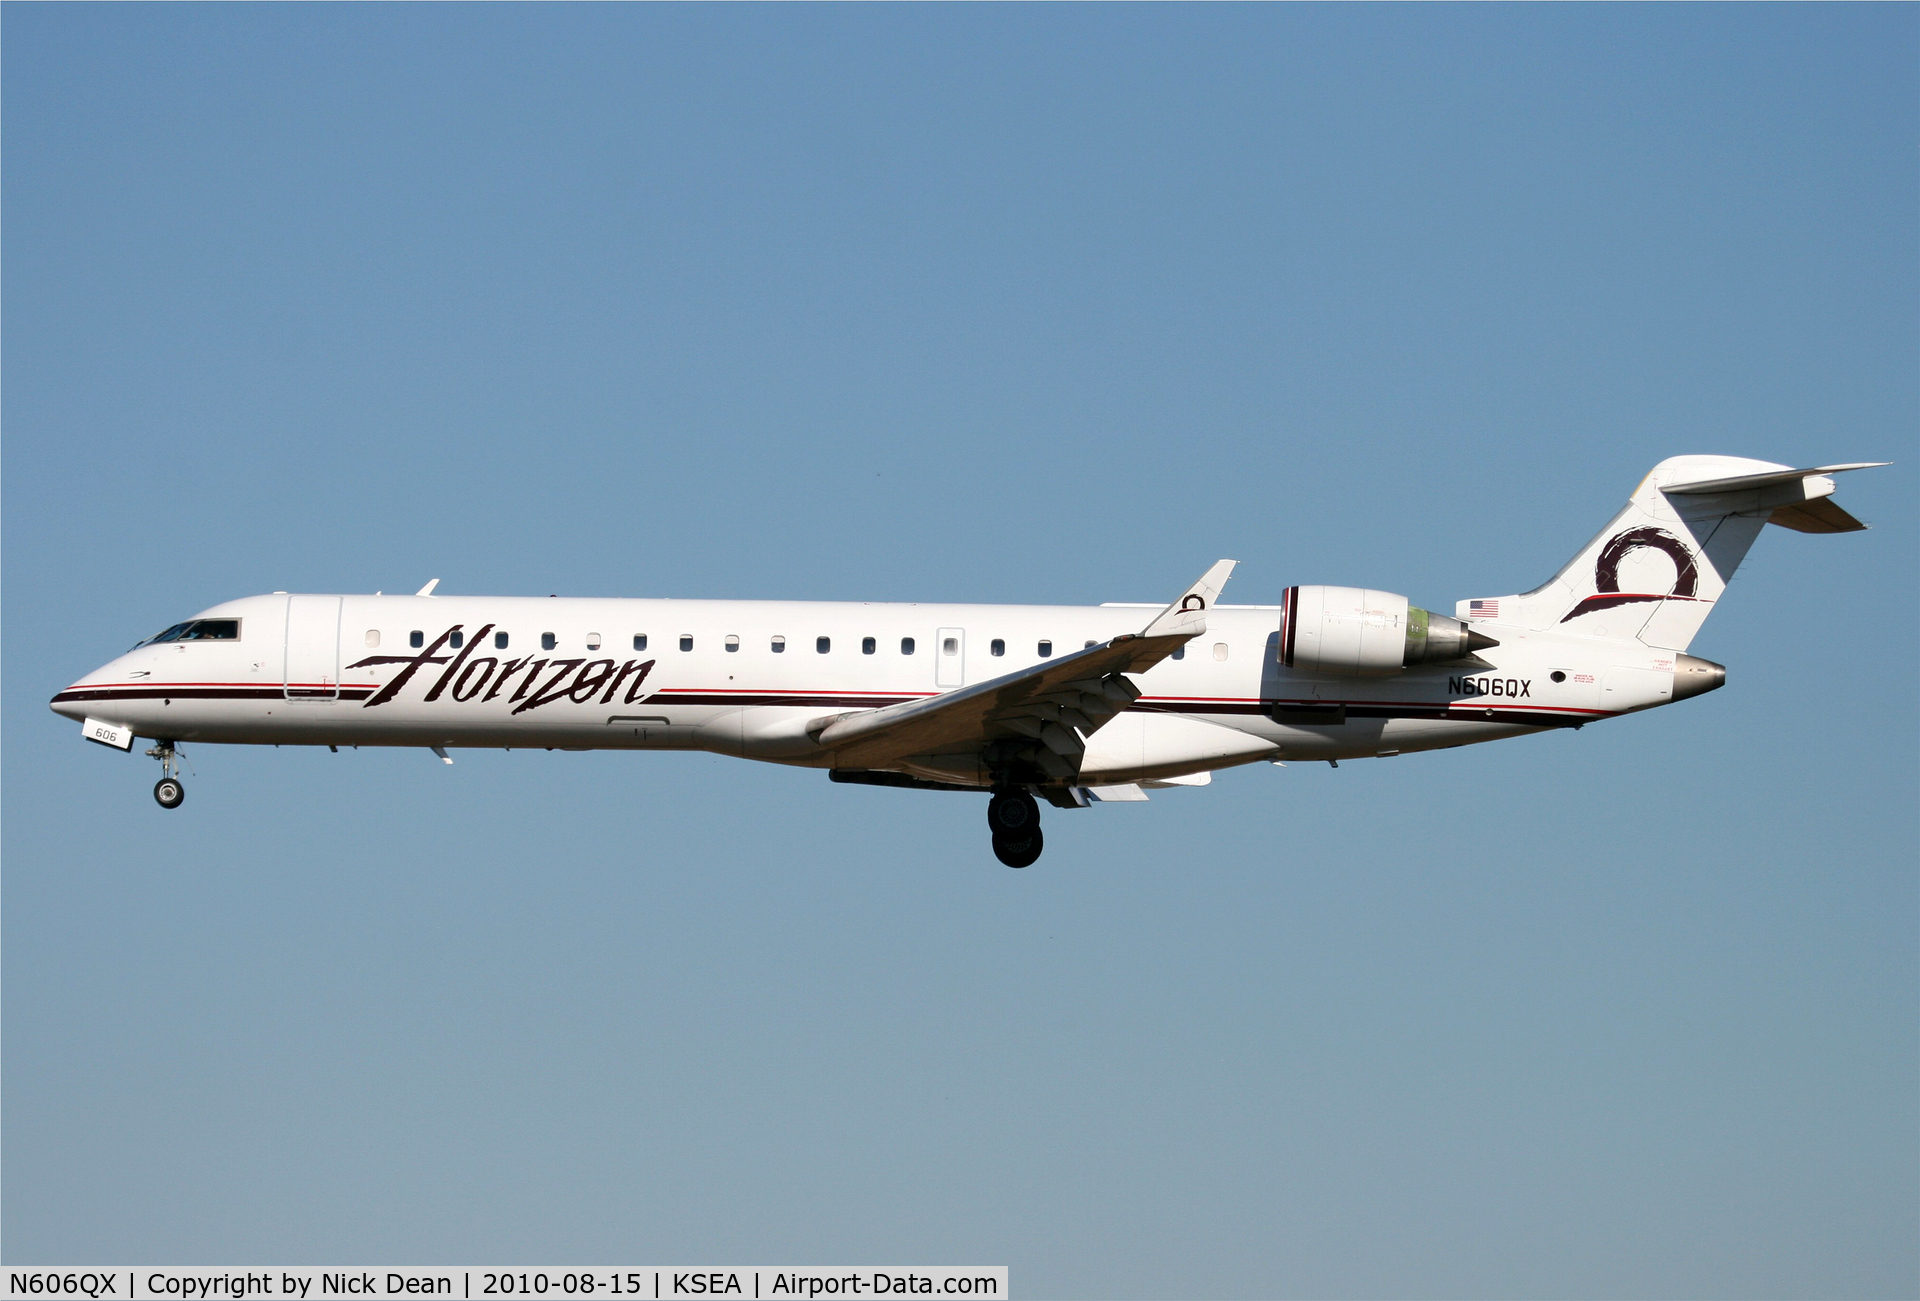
left=1281, top=585, right=1496, bottom=677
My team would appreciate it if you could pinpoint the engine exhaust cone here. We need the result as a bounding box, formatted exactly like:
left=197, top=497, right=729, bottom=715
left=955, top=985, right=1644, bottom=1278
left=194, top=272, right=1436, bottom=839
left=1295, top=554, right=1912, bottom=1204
left=1465, top=630, right=1501, bottom=653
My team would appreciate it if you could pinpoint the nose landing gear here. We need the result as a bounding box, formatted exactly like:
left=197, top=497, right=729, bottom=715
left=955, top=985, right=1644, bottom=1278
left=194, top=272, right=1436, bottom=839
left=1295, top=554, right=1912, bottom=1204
left=146, top=741, right=186, bottom=809
left=988, top=788, right=1043, bottom=868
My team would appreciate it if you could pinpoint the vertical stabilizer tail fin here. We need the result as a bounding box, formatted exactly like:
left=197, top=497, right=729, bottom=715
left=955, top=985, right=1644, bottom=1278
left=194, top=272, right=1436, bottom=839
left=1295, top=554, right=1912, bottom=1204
left=1457, top=456, right=1884, bottom=651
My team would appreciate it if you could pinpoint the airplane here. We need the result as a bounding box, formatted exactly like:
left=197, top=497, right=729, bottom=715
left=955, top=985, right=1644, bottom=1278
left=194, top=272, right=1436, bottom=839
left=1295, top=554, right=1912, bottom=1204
left=51, top=455, right=1884, bottom=867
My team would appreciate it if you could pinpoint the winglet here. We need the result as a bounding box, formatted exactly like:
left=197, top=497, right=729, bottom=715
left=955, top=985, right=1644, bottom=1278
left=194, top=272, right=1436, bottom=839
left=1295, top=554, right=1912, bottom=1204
left=416, top=579, right=440, bottom=597
left=1140, top=560, right=1237, bottom=639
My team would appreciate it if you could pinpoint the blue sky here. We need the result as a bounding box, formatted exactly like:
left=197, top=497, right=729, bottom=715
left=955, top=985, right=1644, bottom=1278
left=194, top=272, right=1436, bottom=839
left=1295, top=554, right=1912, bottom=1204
left=4, top=6, right=1914, bottom=1296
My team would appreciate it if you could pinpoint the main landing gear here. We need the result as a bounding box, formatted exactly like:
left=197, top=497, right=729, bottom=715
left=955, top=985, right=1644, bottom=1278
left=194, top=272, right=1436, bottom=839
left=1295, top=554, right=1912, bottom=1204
left=988, top=788, right=1043, bottom=868
left=147, top=741, right=185, bottom=809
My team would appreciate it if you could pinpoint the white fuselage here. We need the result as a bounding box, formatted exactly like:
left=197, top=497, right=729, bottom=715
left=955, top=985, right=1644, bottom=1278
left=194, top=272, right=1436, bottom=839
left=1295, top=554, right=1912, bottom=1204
left=51, top=591, right=1681, bottom=785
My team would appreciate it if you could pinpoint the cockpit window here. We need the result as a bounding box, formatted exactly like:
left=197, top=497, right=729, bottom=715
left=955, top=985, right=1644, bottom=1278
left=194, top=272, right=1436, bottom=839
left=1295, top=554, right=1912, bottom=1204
left=140, top=619, right=240, bottom=646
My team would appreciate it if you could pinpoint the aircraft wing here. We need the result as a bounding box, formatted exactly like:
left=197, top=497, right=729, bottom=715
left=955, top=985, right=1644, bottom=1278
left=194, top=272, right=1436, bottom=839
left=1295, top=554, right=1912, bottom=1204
left=814, top=560, right=1236, bottom=778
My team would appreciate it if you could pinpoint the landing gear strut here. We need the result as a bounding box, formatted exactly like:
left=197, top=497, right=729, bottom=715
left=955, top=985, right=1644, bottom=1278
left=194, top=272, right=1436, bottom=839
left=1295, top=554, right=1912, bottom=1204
left=147, top=741, right=185, bottom=809
left=988, top=788, right=1043, bottom=868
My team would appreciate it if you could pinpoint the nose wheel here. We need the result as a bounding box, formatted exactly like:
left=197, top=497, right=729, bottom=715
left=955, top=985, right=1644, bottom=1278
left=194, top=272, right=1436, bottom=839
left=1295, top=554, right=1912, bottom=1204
left=146, top=741, right=186, bottom=810
left=988, top=789, right=1044, bottom=868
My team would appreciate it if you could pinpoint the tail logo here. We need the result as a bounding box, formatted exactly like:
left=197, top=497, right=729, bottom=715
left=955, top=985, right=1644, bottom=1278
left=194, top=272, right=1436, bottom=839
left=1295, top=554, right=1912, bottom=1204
left=1561, top=526, right=1702, bottom=623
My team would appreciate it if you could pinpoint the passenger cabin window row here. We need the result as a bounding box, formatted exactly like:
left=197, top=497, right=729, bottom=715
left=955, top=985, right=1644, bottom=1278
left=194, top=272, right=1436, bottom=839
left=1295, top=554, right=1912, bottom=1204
left=613, top=633, right=1058, bottom=658
left=615, top=635, right=1077, bottom=658
left=985, top=638, right=1064, bottom=658
left=385, top=630, right=598, bottom=652
left=357, top=629, right=1189, bottom=664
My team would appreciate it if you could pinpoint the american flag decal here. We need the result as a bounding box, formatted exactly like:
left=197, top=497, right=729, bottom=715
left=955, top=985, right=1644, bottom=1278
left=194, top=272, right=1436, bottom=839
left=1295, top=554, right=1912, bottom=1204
left=1469, top=599, right=1499, bottom=619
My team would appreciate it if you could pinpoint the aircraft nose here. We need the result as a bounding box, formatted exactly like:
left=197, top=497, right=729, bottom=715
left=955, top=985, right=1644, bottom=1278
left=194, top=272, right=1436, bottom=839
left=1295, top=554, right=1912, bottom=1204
left=50, top=656, right=123, bottom=721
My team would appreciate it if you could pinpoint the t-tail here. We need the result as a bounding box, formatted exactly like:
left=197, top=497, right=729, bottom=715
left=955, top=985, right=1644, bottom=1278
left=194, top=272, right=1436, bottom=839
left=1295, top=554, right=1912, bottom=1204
left=1459, top=456, right=1887, bottom=651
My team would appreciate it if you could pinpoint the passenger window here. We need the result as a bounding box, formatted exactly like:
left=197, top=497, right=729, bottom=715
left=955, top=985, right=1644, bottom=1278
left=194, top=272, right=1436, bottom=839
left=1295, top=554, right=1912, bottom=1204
left=679, top=635, right=694, bottom=652
left=450, top=631, right=464, bottom=649
left=901, top=637, right=915, bottom=655
left=411, top=631, right=425, bottom=649
left=862, top=637, right=876, bottom=655
left=990, top=639, right=1005, bottom=657
left=771, top=636, right=786, bottom=653
left=1171, top=646, right=1185, bottom=660
left=633, top=634, right=648, bottom=651
left=1214, top=643, right=1229, bottom=661
left=725, top=635, right=740, bottom=653
left=365, top=630, right=381, bottom=648
left=495, top=632, right=509, bottom=650
left=816, top=636, right=831, bottom=654
left=541, top=632, right=557, bottom=651
left=943, top=638, right=958, bottom=655
left=586, top=633, right=602, bottom=651
left=1037, top=640, right=1052, bottom=657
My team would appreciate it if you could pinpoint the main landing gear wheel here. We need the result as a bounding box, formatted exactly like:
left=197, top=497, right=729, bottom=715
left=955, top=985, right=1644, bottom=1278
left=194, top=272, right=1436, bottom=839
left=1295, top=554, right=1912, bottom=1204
left=992, top=826, right=1043, bottom=869
left=988, top=789, right=1039, bottom=836
left=988, top=788, right=1043, bottom=867
left=154, top=777, right=185, bottom=809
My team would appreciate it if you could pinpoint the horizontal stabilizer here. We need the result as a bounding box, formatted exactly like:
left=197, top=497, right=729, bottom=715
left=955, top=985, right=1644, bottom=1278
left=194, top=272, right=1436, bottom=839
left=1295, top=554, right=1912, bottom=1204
left=1768, top=497, right=1867, bottom=534
left=1662, top=462, right=1887, bottom=495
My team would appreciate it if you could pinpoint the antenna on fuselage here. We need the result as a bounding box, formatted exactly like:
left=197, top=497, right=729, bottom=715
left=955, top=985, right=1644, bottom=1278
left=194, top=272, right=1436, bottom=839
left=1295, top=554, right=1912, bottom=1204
left=416, top=579, right=440, bottom=597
